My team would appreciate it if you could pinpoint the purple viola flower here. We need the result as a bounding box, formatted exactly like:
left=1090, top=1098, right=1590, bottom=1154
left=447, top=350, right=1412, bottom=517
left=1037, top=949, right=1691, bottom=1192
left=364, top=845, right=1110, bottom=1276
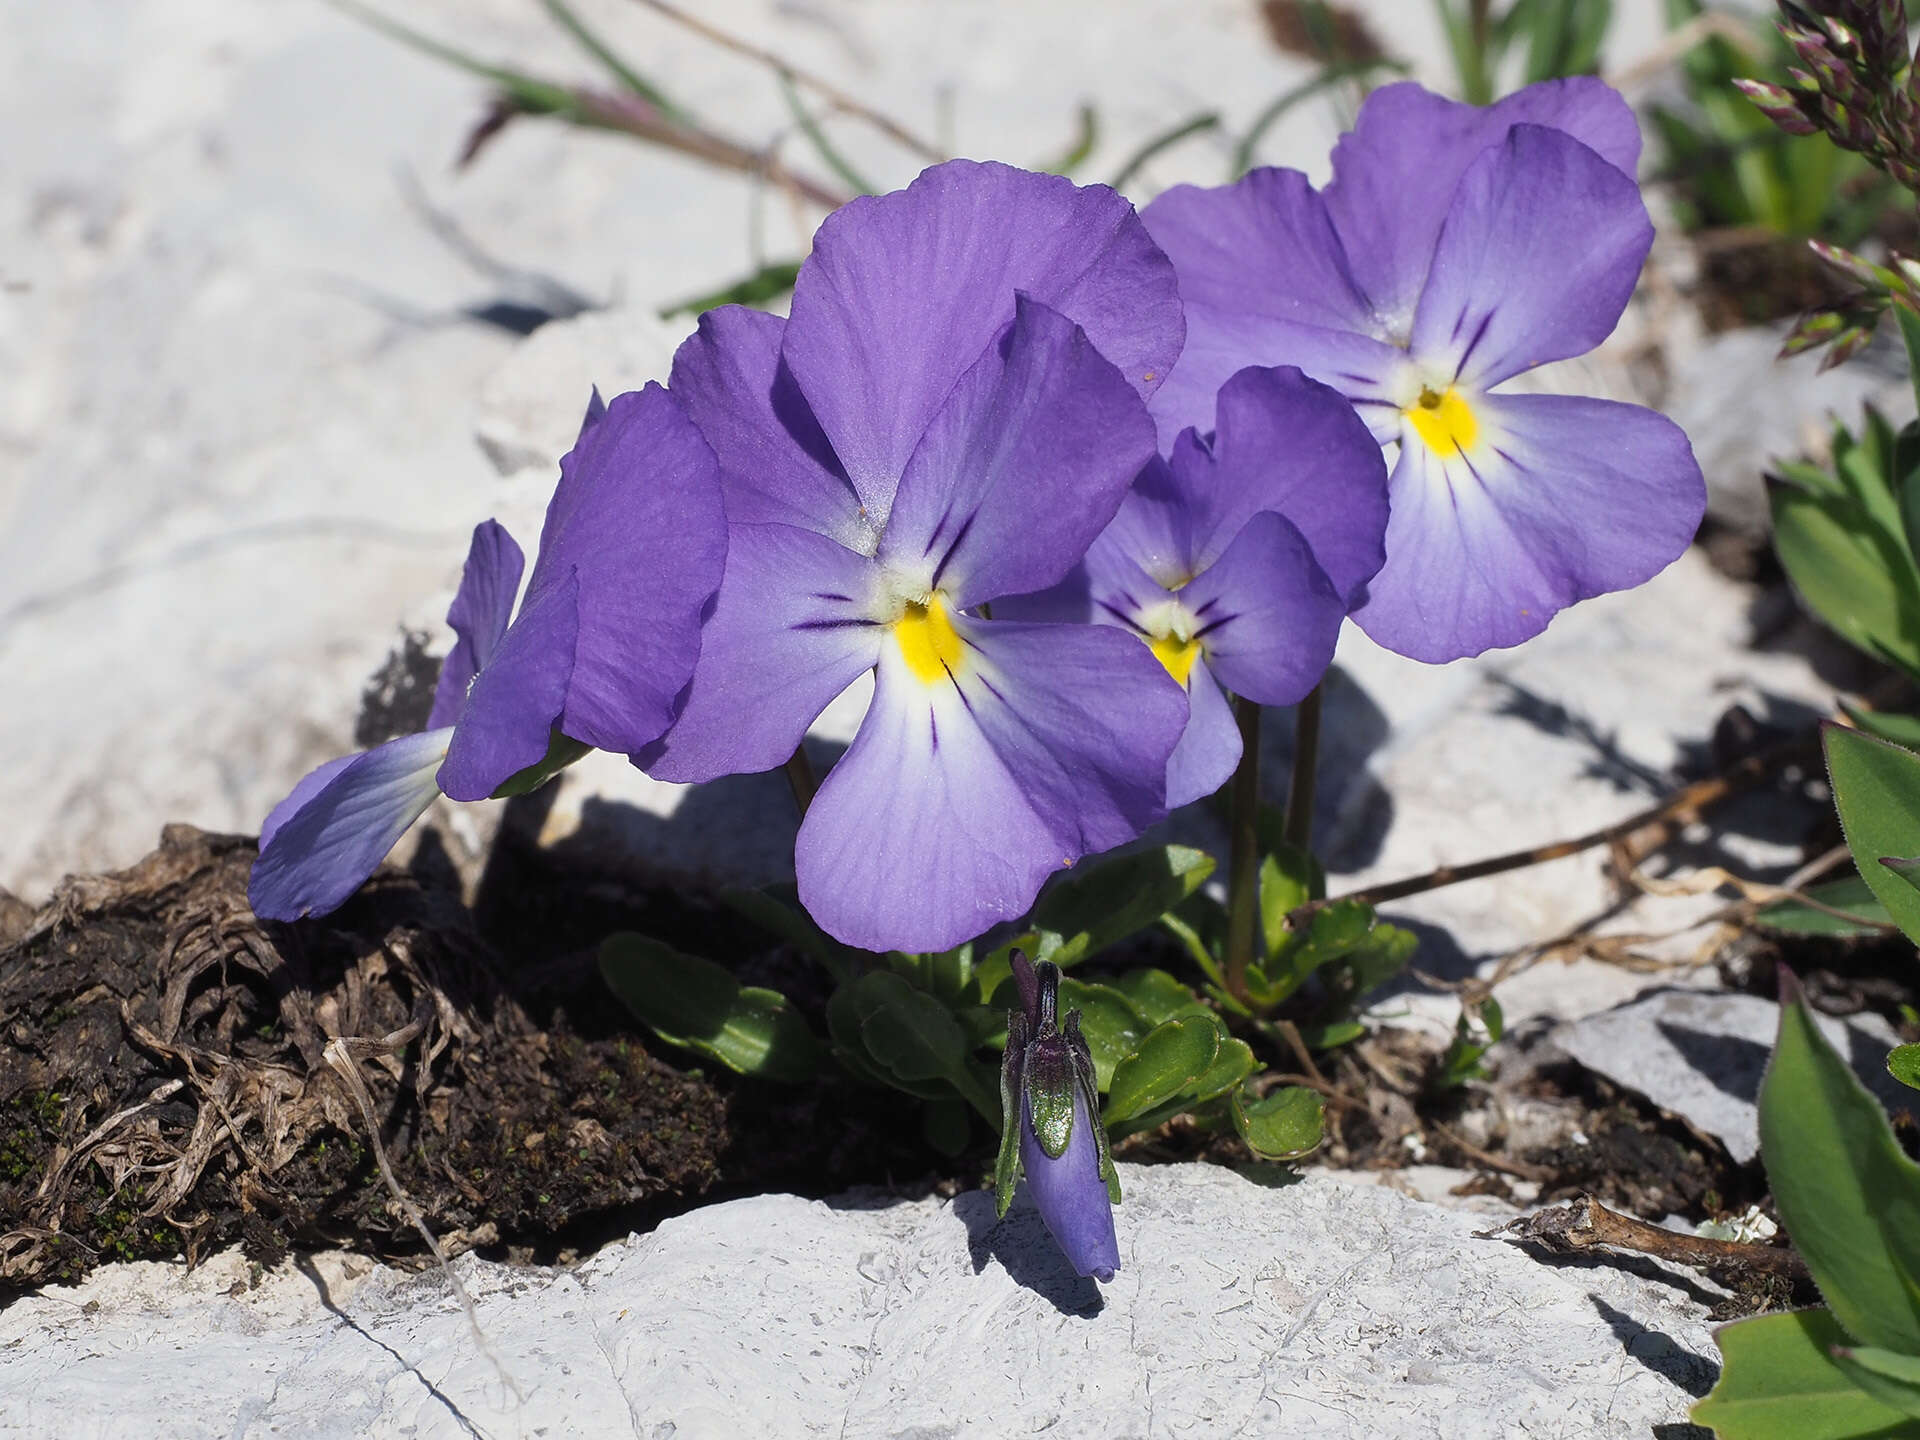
left=643, top=159, right=1191, bottom=953
left=250, top=385, right=726, bottom=920
left=1003, top=365, right=1387, bottom=807
left=995, top=950, right=1120, bottom=1282
left=1141, top=78, right=1706, bottom=663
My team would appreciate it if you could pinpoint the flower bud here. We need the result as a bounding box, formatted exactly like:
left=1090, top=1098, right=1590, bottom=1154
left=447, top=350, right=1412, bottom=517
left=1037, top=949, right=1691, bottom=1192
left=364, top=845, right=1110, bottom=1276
left=994, top=950, right=1122, bottom=1281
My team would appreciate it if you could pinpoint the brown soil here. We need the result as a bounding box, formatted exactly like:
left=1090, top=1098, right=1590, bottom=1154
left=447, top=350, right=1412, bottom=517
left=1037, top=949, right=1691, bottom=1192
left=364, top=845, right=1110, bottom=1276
left=0, top=824, right=951, bottom=1299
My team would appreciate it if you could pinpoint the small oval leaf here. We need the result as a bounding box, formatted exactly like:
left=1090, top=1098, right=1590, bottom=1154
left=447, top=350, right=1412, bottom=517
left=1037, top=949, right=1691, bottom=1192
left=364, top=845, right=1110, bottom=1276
left=599, top=933, right=819, bottom=1083
left=1104, top=1017, right=1222, bottom=1123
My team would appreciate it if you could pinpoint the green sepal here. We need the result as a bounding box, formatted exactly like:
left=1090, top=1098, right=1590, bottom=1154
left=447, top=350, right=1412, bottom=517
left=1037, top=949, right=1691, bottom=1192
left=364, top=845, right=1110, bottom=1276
left=1693, top=1308, right=1914, bottom=1439
left=488, top=730, right=592, bottom=798
left=994, top=1009, right=1027, bottom=1218
left=1832, top=1345, right=1920, bottom=1420
left=1071, top=1020, right=1121, bottom=1206
left=1024, top=1036, right=1079, bottom=1159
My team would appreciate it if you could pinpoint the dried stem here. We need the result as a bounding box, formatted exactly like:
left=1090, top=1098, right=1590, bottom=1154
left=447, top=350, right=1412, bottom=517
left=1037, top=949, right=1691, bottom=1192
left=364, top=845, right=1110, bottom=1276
left=628, top=0, right=945, bottom=162
left=1296, top=731, right=1818, bottom=921
left=1482, top=1196, right=1812, bottom=1282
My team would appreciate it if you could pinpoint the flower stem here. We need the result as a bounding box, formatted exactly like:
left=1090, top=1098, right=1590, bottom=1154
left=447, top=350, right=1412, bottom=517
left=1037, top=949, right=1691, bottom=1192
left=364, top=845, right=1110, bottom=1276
left=1223, top=696, right=1262, bottom=1002
left=1283, top=682, right=1322, bottom=852
left=783, top=744, right=817, bottom=817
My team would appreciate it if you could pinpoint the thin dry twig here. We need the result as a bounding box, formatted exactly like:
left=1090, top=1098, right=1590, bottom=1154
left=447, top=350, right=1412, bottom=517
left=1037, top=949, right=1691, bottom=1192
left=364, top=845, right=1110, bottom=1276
left=1296, top=732, right=1818, bottom=922
left=1426, top=1118, right=1556, bottom=1184
left=628, top=0, right=945, bottom=163
left=1481, top=1196, right=1811, bottom=1282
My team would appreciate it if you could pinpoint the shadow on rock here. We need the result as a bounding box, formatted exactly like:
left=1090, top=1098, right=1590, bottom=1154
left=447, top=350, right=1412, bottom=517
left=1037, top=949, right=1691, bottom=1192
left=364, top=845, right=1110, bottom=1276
left=1590, top=1295, right=1719, bottom=1400
left=952, top=1189, right=1104, bottom=1318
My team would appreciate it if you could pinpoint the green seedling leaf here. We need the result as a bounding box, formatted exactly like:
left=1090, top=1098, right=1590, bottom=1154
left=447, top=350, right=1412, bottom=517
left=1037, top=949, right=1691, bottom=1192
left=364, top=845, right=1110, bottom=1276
left=1433, top=996, right=1504, bottom=1090
left=1693, top=1308, right=1914, bottom=1439
left=1110, top=967, right=1210, bottom=1026
left=1888, top=1044, right=1920, bottom=1092
left=1754, top=872, right=1894, bottom=937
left=1832, top=1345, right=1920, bottom=1421
left=1760, top=978, right=1920, bottom=1354
left=1771, top=477, right=1920, bottom=677
left=1825, top=723, right=1920, bottom=943
left=598, top=933, right=819, bottom=1083
left=1104, top=1017, right=1222, bottom=1123
left=1230, top=1084, right=1323, bottom=1160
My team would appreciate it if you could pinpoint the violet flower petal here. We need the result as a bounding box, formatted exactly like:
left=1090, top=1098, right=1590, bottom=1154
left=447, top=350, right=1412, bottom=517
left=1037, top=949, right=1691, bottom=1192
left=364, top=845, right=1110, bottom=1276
left=437, top=569, right=580, bottom=802
left=782, top=159, right=1183, bottom=522
left=1178, top=511, right=1344, bottom=708
left=520, top=383, right=728, bottom=756
left=1020, top=1092, right=1120, bottom=1282
left=1324, top=78, right=1642, bottom=326
left=1142, top=168, right=1402, bottom=446
left=794, top=619, right=1185, bottom=952
left=639, top=523, right=884, bottom=783
left=1410, top=125, right=1651, bottom=391
left=1354, top=393, right=1703, bottom=661
left=1177, top=365, right=1389, bottom=607
left=669, top=305, right=868, bottom=548
left=1166, top=661, right=1239, bottom=811
left=249, top=728, right=453, bottom=921
left=427, top=520, right=526, bottom=731
left=878, top=294, right=1157, bottom=609
left=258, top=752, right=358, bottom=852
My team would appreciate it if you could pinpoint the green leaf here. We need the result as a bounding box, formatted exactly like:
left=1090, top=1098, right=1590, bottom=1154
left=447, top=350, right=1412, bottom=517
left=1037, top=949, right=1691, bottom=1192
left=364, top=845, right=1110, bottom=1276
left=978, top=845, right=1216, bottom=996
left=1693, top=1308, right=1915, bottom=1439
left=1295, top=1018, right=1367, bottom=1051
left=719, top=883, right=857, bottom=979
left=920, top=1096, right=972, bottom=1159
left=1254, top=898, right=1378, bottom=1006
left=1186, top=1032, right=1258, bottom=1105
left=598, top=933, right=819, bottom=1083
left=1110, top=967, right=1209, bottom=1025
left=1230, top=1084, right=1323, bottom=1159
left=1104, top=1017, right=1222, bottom=1123
left=1833, top=1345, right=1920, bottom=1421
left=1842, top=699, right=1920, bottom=749
left=1825, top=723, right=1920, bottom=943
left=1770, top=478, right=1920, bottom=675
left=1056, top=979, right=1153, bottom=1091
left=1259, top=842, right=1322, bottom=958
left=1754, top=873, right=1894, bottom=937
left=1898, top=304, right=1920, bottom=420
left=488, top=731, right=592, bottom=798
left=1760, top=981, right=1920, bottom=1353
left=848, top=972, right=966, bottom=1084
left=1888, top=1044, right=1920, bottom=1092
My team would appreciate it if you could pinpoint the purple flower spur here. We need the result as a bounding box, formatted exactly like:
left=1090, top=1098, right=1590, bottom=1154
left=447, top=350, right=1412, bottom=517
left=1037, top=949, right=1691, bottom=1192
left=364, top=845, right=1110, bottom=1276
left=644, top=159, right=1191, bottom=952
left=1002, top=364, right=1388, bottom=807
left=996, top=950, right=1121, bottom=1282
left=1141, top=78, right=1706, bottom=663
left=249, top=385, right=726, bottom=920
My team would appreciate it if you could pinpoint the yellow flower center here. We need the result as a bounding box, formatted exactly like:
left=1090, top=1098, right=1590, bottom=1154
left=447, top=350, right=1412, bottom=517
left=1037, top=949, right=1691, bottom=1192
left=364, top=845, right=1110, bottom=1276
left=1403, top=385, right=1479, bottom=457
left=1148, top=631, right=1201, bottom=686
left=893, top=595, right=965, bottom=684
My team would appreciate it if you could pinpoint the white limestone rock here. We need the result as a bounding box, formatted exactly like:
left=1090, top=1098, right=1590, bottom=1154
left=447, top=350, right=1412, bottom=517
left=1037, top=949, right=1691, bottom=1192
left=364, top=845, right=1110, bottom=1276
left=1555, top=987, right=1913, bottom=1163
left=0, top=1166, right=1720, bottom=1439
